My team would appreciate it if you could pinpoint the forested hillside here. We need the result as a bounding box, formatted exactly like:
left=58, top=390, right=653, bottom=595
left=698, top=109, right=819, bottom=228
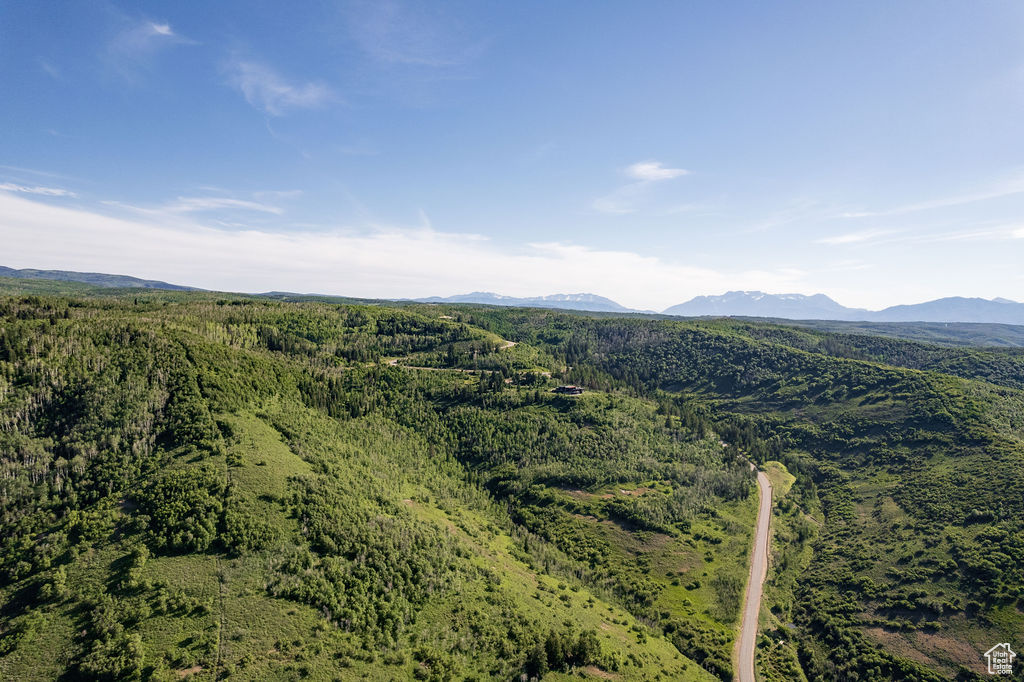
left=0, top=290, right=754, bottom=681
left=768, top=318, right=1024, bottom=348
left=462, top=307, right=1024, bottom=680
left=1, top=285, right=1021, bottom=681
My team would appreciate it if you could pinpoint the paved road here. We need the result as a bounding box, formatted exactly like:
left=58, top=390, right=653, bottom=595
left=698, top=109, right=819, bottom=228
left=735, top=466, right=772, bottom=682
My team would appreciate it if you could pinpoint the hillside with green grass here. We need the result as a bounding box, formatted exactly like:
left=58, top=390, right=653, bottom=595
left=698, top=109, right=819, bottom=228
left=1, top=285, right=1021, bottom=681
left=0, top=291, right=753, bottom=681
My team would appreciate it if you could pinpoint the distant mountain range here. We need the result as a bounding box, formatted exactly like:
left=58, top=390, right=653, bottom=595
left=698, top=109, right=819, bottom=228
left=420, top=289, right=1024, bottom=324
left=0, top=266, right=196, bottom=291
left=414, top=292, right=639, bottom=313
left=663, top=291, right=1024, bottom=324
left=663, top=291, right=864, bottom=319
left=868, top=296, right=1024, bottom=323
left=3, top=266, right=1023, bottom=325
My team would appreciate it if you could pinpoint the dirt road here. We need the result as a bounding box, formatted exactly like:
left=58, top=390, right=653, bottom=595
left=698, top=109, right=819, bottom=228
left=735, top=467, right=772, bottom=682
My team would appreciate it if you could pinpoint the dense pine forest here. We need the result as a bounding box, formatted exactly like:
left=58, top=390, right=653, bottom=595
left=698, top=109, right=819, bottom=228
left=1, top=278, right=1022, bottom=681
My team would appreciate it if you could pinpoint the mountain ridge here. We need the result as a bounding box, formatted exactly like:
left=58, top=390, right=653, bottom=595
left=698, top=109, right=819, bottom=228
left=663, top=290, right=868, bottom=319
left=0, top=265, right=197, bottom=291
left=663, top=290, right=1024, bottom=324
left=3, top=265, right=1023, bottom=324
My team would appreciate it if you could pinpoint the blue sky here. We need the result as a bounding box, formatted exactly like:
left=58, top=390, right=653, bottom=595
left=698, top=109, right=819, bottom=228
left=2, top=1, right=1023, bottom=310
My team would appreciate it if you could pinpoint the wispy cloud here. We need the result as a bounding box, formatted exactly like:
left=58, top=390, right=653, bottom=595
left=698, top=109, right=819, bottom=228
left=252, top=189, right=304, bottom=201
left=593, top=160, right=691, bottom=214
left=165, top=197, right=284, bottom=215
left=109, top=20, right=192, bottom=59
left=38, top=59, right=60, bottom=80
left=103, top=192, right=289, bottom=219
left=339, top=0, right=485, bottom=108
left=0, top=182, right=76, bottom=197
left=0, top=165, right=77, bottom=181
left=828, top=259, right=874, bottom=272
left=840, top=172, right=1024, bottom=219
left=925, top=227, right=1022, bottom=243
left=347, top=0, right=483, bottom=67
left=816, top=229, right=896, bottom=245
left=226, top=60, right=335, bottom=116
left=625, top=160, right=690, bottom=181
left=739, top=198, right=826, bottom=234
left=105, top=19, right=194, bottom=81
left=818, top=225, right=1023, bottom=247
left=1, top=192, right=807, bottom=311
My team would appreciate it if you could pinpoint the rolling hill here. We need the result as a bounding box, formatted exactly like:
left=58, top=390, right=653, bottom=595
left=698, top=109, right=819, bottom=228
left=0, top=279, right=1020, bottom=681
left=415, top=292, right=638, bottom=313
left=0, top=286, right=747, bottom=681
left=0, top=266, right=197, bottom=291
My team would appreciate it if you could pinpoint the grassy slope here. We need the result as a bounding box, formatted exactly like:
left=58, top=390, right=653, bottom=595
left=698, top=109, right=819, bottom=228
left=1, top=405, right=715, bottom=682
left=0, top=293, right=748, bottom=681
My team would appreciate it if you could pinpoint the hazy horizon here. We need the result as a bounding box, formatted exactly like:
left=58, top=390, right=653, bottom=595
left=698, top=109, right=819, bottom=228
left=5, top=262, right=1023, bottom=315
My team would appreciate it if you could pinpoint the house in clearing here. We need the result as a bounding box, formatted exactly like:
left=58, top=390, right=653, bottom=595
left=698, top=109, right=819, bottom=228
left=552, top=385, right=584, bottom=395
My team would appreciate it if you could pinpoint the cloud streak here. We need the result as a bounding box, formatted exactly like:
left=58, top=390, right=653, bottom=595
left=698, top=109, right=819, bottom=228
left=818, top=225, right=1023, bottom=247
left=593, top=160, right=691, bottom=214
left=347, top=0, right=482, bottom=67
left=165, top=197, right=284, bottom=215
left=840, top=173, right=1024, bottom=219
left=625, top=161, right=689, bottom=181
left=816, top=229, right=896, bottom=245
left=107, top=20, right=193, bottom=77
left=39, top=59, right=60, bottom=80
left=226, top=60, right=335, bottom=115
left=0, top=182, right=76, bottom=197
left=0, top=192, right=806, bottom=311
